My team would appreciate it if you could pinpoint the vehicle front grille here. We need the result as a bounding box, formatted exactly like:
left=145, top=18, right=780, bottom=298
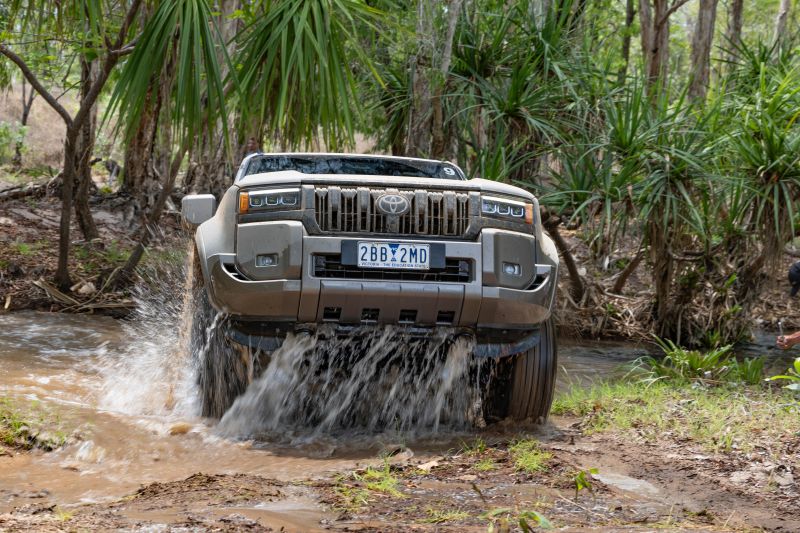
left=313, top=254, right=472, bottom=283
left=313, top=186, right=471, bottom=237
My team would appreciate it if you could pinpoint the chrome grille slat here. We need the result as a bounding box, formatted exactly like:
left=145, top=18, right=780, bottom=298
left=314, top=187, right=469, bottom=237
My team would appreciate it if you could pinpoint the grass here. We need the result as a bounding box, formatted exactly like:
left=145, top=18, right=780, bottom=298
left=460, top=437, right=488, bottom=456
left=334, top=461, right=404, bottom=512
left=552, top=380, right=800, bottom=453
left=0, top=397, right=67, bottom=451
left=358, top=463, right=403, bottom=497
left=508, top=439, right=552, bottom=474
left=475, top=457, right=496, bottom=471
left=420, top=507, right=470, bottom=523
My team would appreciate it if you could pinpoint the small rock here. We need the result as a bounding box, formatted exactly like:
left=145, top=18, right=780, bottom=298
left=456, top=474, right=477, bottom=481
left=418, top=458, right=442, bottom=472
left=169, top=422, right=192, bottom=436
left=77, top=282, right=96, bottom=295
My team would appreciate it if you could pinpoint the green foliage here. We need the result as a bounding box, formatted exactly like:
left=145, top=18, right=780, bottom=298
left=480, top=507, right=553, bottom=532
left=632, top=339, right=765, bottom=385
left=508, top=439, right=552, bottom=474
left=572, top=468, right=598, bottom=500
left=105, top=0, right=229, bottom=144
left=233, top=0, right=383, bottom=148
left=552, top=380, right=800, bottom=453
left=767, top=357, right=800, bottom=391
left=0, top=121, right=26, bottom=164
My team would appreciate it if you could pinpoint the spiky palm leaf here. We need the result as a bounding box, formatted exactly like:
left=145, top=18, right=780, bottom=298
left=233, top=0, right=382, bottom=149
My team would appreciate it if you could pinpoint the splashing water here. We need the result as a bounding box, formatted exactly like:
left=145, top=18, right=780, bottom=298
left=217, top=327, right=482, bottom=440
left=97, top=250, right=199, bottom=418
left=98, top=247, right=487, bottom=438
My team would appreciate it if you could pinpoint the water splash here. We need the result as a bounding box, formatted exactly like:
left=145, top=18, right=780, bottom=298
left=97, top=249, right=198, bottom=418
left=96, top=247, right=486, bottom=438
left=217, top=327, right=481, bottom=440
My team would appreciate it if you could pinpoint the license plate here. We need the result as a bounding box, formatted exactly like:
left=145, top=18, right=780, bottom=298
left=357, top=242, right=430, bottom=270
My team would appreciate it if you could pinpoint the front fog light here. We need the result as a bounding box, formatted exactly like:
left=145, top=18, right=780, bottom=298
left=256, top=254, right=279, bottom=267
left=503, top=262, right=521, bottom=276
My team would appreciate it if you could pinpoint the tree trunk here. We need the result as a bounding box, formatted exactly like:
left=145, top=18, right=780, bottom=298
left=12, top=79, right=35, bottom=168
left=641, top=0, right=689, bottom=93
left=56, top=127, right=79, bottom=290
left=406, top=0, right=435, bottom=158
left=74, top=56, right=99, bottom=241
left=431, top=0, right=462, bottom=159
left=725, top=0, right=744, bottom=65
left=543, top=213, right=585, bottom=301
left=774, top=0, right=792, bottom=50
left=688, top=0, right=719, bottom=101
left=618, top=0, right=636, bottom=84
left=121, top=83, right=162, bottom=216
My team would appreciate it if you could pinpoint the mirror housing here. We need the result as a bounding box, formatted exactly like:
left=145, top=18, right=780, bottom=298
left=182, top=194, right=217, bottom=228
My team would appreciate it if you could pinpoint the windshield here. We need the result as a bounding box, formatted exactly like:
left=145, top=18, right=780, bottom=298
left=242, top=155, right=465, bottom=181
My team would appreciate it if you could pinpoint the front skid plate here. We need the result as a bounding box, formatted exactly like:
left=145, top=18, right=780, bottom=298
left=225, top=324, right=540, bottom=359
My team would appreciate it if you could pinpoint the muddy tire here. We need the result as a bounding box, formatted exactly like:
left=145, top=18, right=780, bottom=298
left=482, top=318, right=557, bottom=424
left=189, top=250, right=249, bottom=418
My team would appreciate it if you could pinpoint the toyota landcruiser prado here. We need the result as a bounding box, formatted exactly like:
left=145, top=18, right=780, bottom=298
left=182, top=153, right=559, bottom=423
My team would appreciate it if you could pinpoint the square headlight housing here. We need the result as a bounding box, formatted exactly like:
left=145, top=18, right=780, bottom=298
left=239, top=188, right=301, bottom=213
left=481, top=195, right=534, bottom=224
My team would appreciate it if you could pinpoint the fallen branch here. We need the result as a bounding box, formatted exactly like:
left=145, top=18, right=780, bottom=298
left=32, top=279, right=81, bottom=306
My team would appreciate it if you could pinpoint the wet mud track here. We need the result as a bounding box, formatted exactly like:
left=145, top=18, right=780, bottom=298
left=1, top=312, right=798, bottom=531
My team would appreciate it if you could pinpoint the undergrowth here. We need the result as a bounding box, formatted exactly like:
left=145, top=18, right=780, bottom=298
left=0, top=397, right=67, bottom=451
left=552, top=381, right=800, bottom=453
left=630, top=339, right=765, bottom=385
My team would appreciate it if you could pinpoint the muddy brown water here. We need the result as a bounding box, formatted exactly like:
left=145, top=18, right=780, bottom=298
left=0, top=311, right=795, bottom=518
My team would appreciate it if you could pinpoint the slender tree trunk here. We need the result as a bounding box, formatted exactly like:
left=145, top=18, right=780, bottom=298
left=725, top=0, right=744, bottom=65
left=406, top=0, right=435, bottom=157
left=74, top=56, right=99, bottom=241
left=543, top=213, right=585, bottom=301
left=774, top=0, right=792, bottom=50
left=12, top=79, right=35, bottom=168
left=431, top=0, right=463, bottom=159
left=618, top=0, right=636, bottom=84
left=688, top=0, right=719, bottom=101
left=641, top=0, right=690, bottom=93
left=56, top=127, right=79, bottom=289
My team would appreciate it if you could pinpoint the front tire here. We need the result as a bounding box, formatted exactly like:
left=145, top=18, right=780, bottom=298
left=481, top=318, right=557, bottom=423
left=189, top=250, right=249, bottom=418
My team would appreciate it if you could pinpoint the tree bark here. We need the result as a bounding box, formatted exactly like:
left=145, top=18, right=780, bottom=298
left=543, top=213, right=585, bottom=301
left=121, top=81, right=162, bottom=214
left=618, top=0, right=637, bottom=84
left=406, top=0, right=435, bottom=157
left=725, top=0, right=744, bottom=64
left=774, top=0, right=792, bottom=49
left=688, top=0, right=719, bottom=101
left=431, top=0, right=463, bottom=159
left=640, top=0, right=691, bottom=92
left=74, top=55, right=100, bottom=241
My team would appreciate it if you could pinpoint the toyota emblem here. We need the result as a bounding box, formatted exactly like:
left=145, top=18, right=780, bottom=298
left=376, top=194, right=410, bottom=215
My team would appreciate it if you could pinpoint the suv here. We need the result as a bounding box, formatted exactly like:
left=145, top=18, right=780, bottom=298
left=182, top=153, right=558, bottom=423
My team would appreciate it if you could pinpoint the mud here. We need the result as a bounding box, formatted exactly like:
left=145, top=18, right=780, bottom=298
left=1, top=312, right=798, bottom=531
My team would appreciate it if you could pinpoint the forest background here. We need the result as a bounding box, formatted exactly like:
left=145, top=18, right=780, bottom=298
left=1, top=0, right=799, bottom=347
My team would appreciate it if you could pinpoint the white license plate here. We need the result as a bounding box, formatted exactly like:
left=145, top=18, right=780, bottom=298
left=357, top=242, right=430, bottom=270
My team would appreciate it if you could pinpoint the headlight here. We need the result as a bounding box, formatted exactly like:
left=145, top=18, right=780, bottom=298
left=481, top=195, right=534, bottom=224
left=239, top=188, right=301, bottom=213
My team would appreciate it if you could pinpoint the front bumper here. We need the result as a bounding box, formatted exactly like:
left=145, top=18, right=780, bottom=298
left=205, top=222, right=557, bottom=334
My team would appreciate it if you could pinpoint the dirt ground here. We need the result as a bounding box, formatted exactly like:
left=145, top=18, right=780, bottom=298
left=1, top=414, right=797, bottom=532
